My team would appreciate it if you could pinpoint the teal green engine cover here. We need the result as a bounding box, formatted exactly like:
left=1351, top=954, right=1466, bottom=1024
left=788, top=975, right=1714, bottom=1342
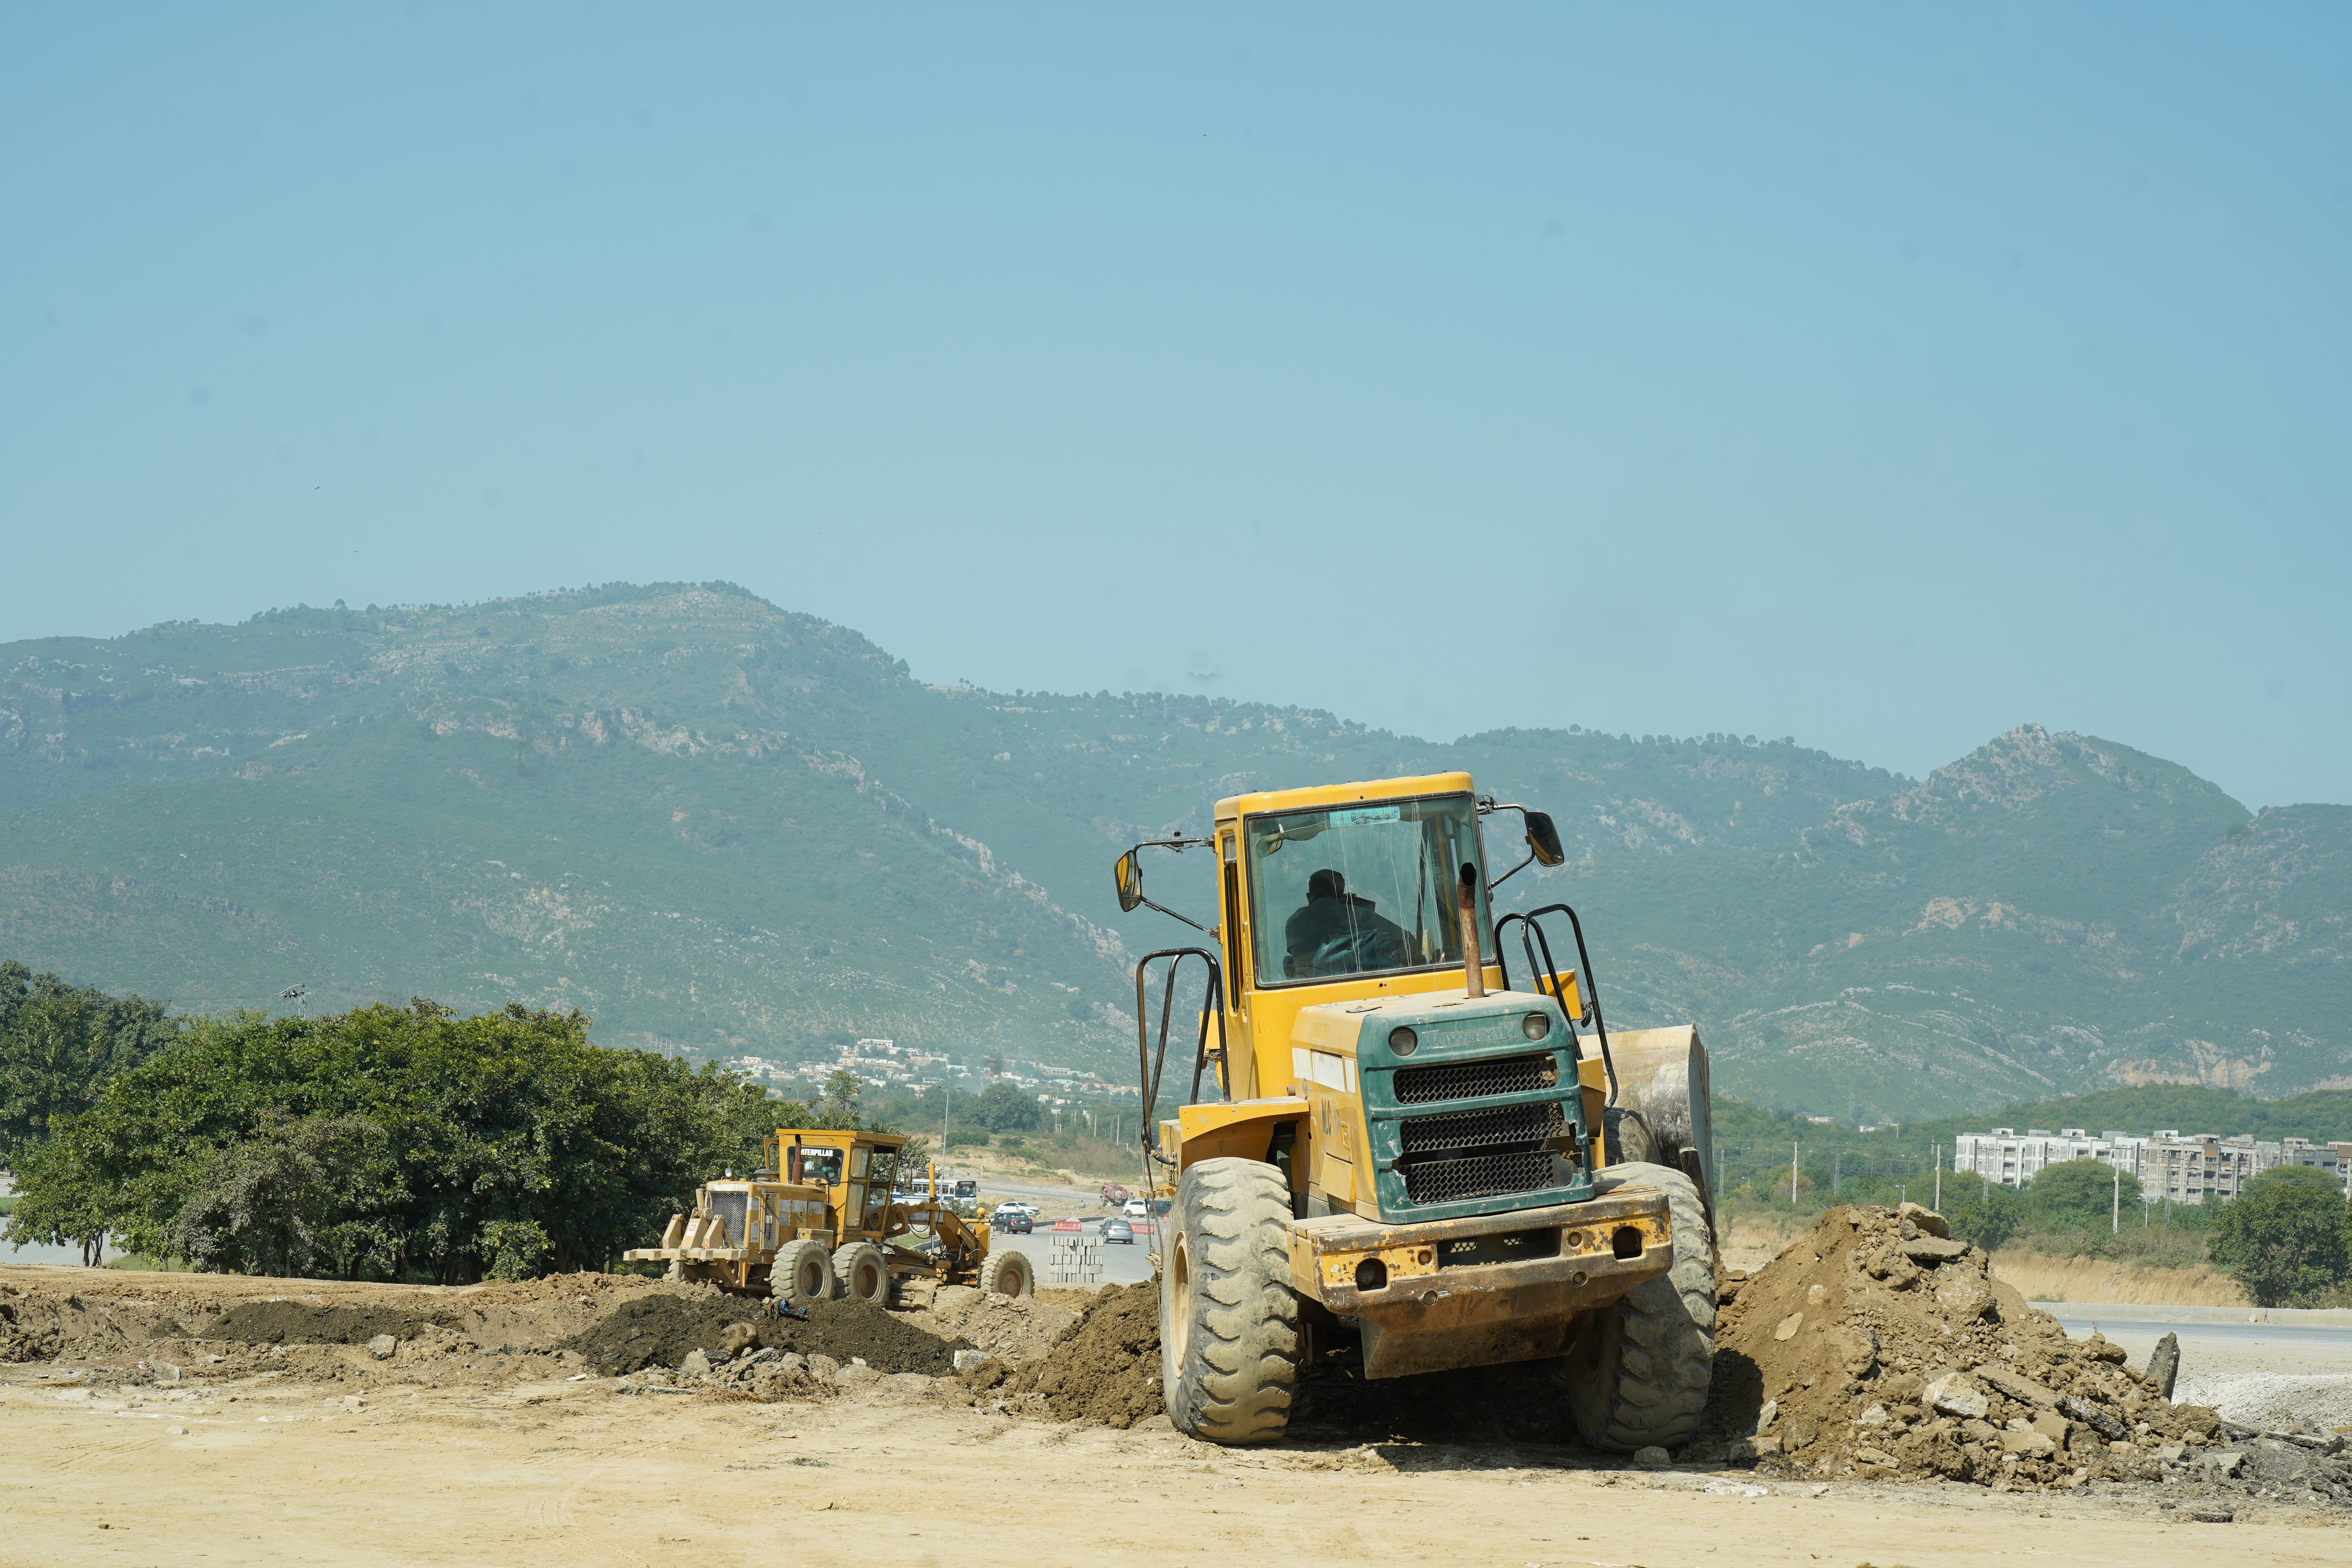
left=1355, top=995, right=1595, bottom=1223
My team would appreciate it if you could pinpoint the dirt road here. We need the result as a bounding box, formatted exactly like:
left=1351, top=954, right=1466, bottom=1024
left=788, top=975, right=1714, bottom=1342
left=0, top=1266, right=2339, bottom=1568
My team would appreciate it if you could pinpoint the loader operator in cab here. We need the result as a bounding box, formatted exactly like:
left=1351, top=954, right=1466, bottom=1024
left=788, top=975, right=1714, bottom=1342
left=1285, top=868, right=1410, bottom=979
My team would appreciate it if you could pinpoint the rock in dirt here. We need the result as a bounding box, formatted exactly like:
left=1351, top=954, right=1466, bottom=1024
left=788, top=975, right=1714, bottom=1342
left=1005, top=1282, right=1163, bottom=1429
left=1698, top=1203, right=2202, bottom=1491
left=1898, top=1202, right=1949, bottom=1240
left=564, top=1292, right=971, bottom=1378
left=2147, top=1332, right=2181, bottom=1400
left=1926, top=1373, right=1987, bottom=1419
left=365, top=1334, right=397, bottom=1361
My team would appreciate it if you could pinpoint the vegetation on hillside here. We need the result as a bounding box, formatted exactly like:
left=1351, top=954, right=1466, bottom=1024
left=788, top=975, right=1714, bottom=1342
left=4, top=581, right=2349, bottom=1119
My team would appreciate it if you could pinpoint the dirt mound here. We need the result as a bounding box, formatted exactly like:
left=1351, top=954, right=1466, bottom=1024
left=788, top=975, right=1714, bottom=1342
left=566, top=1292, right=970, bottom=1377
left=905, top=1285, right=1078, bottom=1365
left=214, top=1301, right=464, bottom=1346
left=1704, top=1203, right=2219, bottom=1489
left=465, top=1270, right=644, bottom=1305
left=1005, top=1282, right=1163, bottom=1427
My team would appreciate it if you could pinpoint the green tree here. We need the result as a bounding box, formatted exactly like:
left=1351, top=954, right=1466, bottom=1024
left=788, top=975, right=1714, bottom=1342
left=3, top=1112, right=118, bottom=1265
left=2210, top=1167, right=2352, bottom=1307
left=167, top=1111, right=392, bottom=1278
left=0, top=960, right=180, bottom=1166
left=978, top=1081, right=1040, bottom=1132
left=1941, top=1181, right=2026, bottom=1252
left=2025, top=1159, right=2141, bottom=1229
left=2, top=996, right=782, bottom=1282
left=810, top=1069, right=864, bottom=1129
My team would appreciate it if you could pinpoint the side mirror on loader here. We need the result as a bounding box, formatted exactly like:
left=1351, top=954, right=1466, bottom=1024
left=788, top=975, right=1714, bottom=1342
left=1524, top=810, right=1565, bottom=867
left=1114, top=850, right=1144, bottom=912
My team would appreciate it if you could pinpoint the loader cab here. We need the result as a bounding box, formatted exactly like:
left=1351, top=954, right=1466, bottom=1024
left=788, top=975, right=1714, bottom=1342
left=1209, top=773, right=1505, bottom=1101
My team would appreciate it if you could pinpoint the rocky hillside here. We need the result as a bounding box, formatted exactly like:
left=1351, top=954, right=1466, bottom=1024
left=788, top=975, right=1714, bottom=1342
left=3, top=582, right=2344, bottom=1118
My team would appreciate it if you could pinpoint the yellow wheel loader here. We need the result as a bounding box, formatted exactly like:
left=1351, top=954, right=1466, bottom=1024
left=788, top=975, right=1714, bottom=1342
left=623, top=1129, right=1031, bottom=1306
left=1114, top=771, right=1716, bottom=1449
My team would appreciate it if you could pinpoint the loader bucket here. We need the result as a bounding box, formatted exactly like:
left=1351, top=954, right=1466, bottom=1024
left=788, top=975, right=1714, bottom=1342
left=1606, top=1025, right=1715, bottom=1207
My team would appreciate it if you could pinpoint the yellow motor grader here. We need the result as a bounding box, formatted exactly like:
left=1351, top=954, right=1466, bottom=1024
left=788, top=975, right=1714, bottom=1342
left=1114, top=771, right=1715, bottom=1448
left=624, top=1128, right=1031, bottom=1305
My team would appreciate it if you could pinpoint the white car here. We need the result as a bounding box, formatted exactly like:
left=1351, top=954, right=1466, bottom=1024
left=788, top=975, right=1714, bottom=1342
left=1123, top=1198, right=1149, bottom=1219
left=992, top=1201, right=1042, bottom=1221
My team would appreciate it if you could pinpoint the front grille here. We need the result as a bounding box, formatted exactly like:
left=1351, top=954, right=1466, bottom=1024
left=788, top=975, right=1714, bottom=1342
left=706, top=1191, right=748, bottom=1247
left=1402, top=1149, right=1559, bottom=1206
left=1392, top=1051, right=1558, bottom=1105
left=1400, top=1099, right=1568, bottom=1155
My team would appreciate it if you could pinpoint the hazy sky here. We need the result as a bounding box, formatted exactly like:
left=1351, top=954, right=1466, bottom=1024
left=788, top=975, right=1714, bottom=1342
left=7, top=6, right=2347, bottom=809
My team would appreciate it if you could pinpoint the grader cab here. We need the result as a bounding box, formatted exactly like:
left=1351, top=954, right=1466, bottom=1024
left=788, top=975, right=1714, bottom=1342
left=1114, top=771, right=1717, bottom=1449
left=624, top=1128, right=1033, bottom=1306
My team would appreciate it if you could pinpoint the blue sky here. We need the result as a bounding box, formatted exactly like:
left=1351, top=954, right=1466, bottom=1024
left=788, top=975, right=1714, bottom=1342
left=5, top=5, right=2347, bottom=808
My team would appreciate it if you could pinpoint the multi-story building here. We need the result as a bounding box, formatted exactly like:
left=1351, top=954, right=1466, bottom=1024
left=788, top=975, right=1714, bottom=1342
left=1950, top=1127, right=2111, bottom=1187
left=1952, top=1125, right=2352, bottom=1204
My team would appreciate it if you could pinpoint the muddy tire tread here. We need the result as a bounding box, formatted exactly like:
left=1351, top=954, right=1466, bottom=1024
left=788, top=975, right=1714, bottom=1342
left=1567, top=1160, right=1716, bottom=1452
left=1165, top=1157, right=1298, bottom=1446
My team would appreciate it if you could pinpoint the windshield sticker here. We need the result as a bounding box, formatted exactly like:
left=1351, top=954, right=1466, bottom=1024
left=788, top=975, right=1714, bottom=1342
left=1329, top=806, right=1401, bottom=826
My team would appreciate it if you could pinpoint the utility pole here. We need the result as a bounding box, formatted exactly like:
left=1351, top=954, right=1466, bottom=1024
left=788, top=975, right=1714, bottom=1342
left=1934, top=1144, right=1942, bottom=1210
left=1790, top=1141, right=1800, bottom=1208
left=2112, top=1163, right=2120, bottom=1233
left=1833, top=1151, right=1840, bottom=1197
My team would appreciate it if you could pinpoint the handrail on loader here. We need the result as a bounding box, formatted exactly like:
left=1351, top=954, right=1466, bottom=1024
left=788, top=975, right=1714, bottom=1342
left=1493, top=903, right=1619, bottom=1108
left=1132, top=945, right=1224, bottom=1255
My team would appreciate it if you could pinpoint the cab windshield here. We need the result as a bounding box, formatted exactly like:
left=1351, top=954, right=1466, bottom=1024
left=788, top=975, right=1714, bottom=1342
left=1245, top=793, right=1491, bottom=986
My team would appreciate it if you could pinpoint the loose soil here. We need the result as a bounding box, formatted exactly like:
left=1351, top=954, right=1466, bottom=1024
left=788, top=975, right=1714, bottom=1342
left=6, top=1257, right=2350, bottom=1566
left=11, top=1348, right=2339, bottom=1568
left=565, top=1294, right=971, bottom=1377
left=1004, top=1281, right=1163, bottom=1428
left=214, top=1301, right=465, bottom=1346
left=902, top=1283, right=1076, bottom=1364
left=1705, top=1203, right=2250, bottom=1490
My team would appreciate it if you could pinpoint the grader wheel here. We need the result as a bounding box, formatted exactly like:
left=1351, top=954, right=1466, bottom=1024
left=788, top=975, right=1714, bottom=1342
left=771, top=1238, right=833, bottom=1306
left=833, top=1241, right=891, bottom=1305
left=977, top=1249, right=1034, bottom=1298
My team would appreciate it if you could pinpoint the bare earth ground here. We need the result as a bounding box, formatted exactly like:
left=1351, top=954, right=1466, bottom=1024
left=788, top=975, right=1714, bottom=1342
left=1989, top=1254, right=2248, bottom=1307
left=3, top=1265, right=2341, bottom=1568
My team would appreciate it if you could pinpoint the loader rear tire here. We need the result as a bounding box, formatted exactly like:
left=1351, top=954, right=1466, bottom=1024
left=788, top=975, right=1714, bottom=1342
left=833, top=1241, right=891, bottom=1305
left=977, top=1249, right=1034, bottom=1298
left=771, top=1238, right=833, bottom=1307
left=1562, top=1161, right=1716, bottom=1454
left=1160, top=1157, right=1296, bottom=1446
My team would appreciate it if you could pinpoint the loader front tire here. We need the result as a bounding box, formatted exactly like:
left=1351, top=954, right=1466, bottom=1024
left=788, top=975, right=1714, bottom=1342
left=833, top=1241, right=891, bottom=1305
left=1562, top=1161, right=1716, bottom=1453
left=771, top=1238, right=833, bottom=1307
left=1160, top=1157, right=1297, bottom=1446
left=977, top=1249, right=1034, bottom=1298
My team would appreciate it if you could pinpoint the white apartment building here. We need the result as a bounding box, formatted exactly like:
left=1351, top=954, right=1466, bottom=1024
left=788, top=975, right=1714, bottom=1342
left=1950, top=1127, right=2110, bottom=1187
left=1953, top=1125, right=2352, bottom=1204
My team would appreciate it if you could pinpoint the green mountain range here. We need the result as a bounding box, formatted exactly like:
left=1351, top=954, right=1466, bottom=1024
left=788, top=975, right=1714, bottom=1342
left=4, top=582, right=2345, bottom=1122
